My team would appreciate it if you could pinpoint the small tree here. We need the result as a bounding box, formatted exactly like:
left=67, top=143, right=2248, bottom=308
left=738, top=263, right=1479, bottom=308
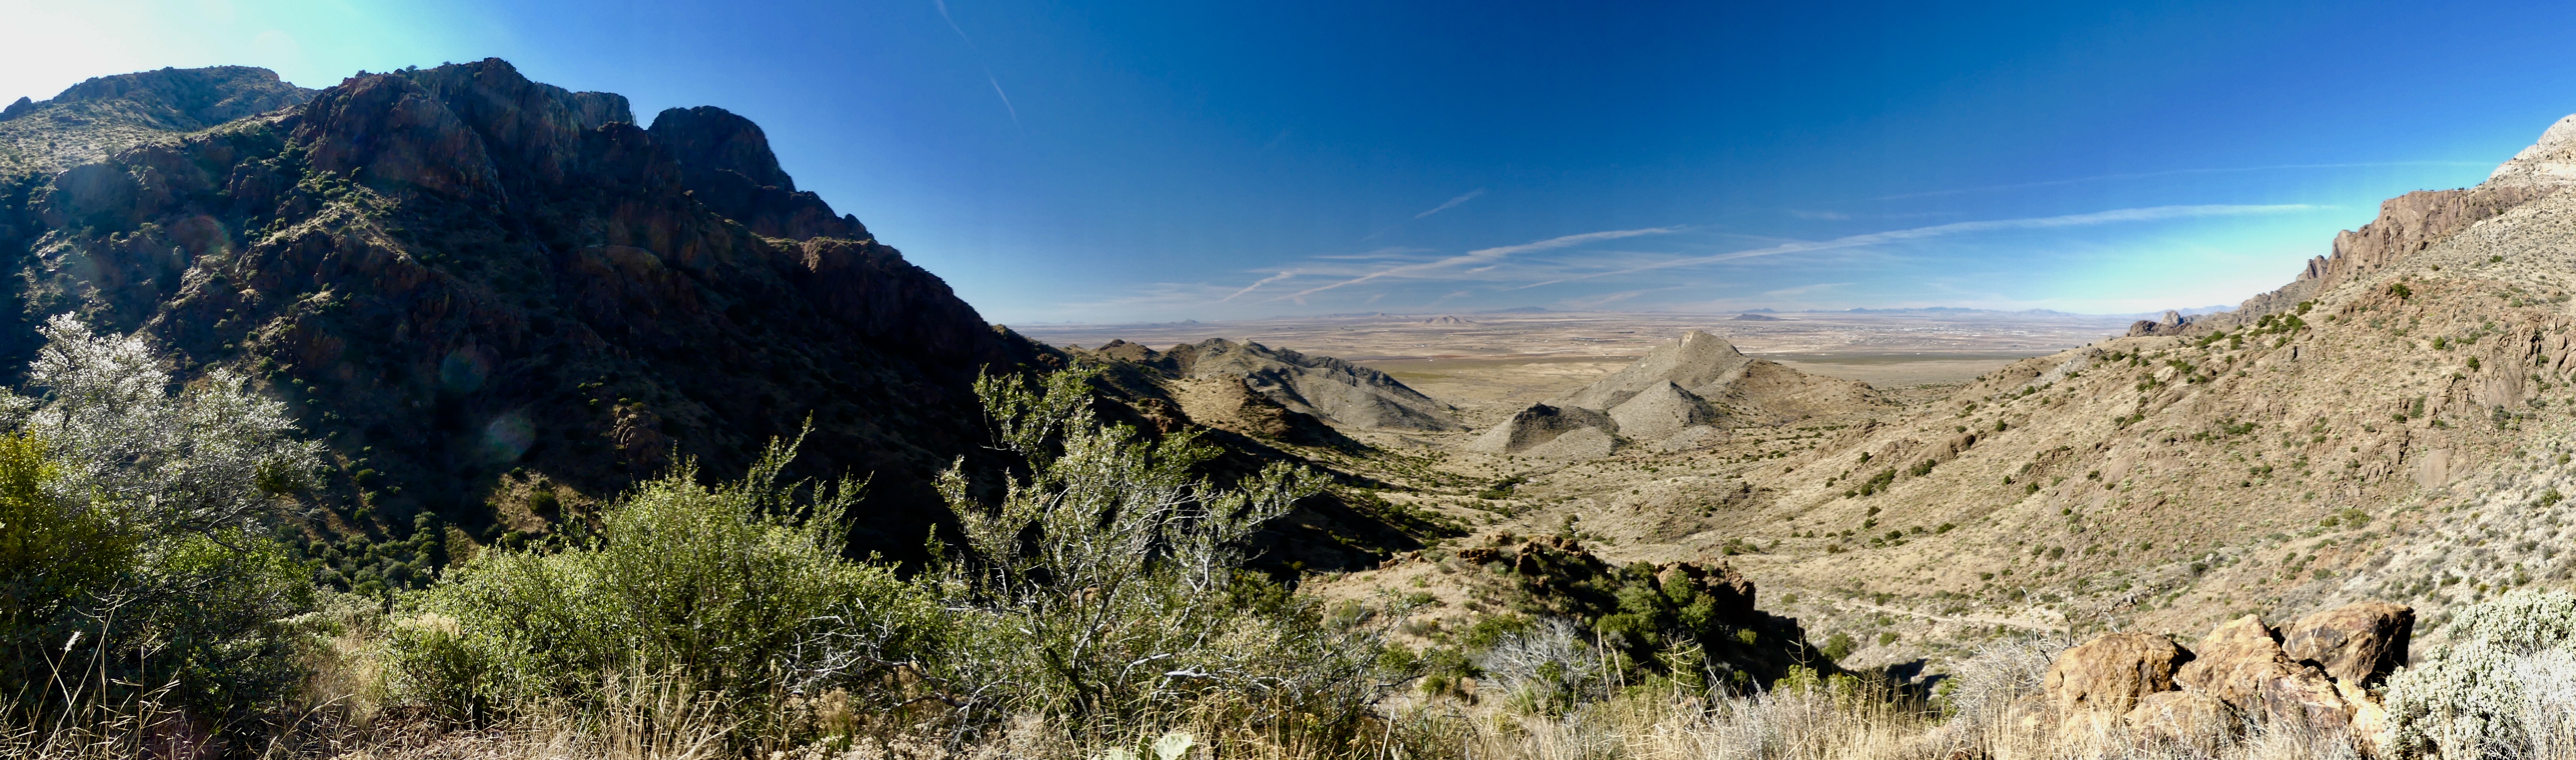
left=931, top=368, right=1332, bottom=735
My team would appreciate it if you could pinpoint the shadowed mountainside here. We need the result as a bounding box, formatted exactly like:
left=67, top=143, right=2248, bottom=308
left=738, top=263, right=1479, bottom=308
left=0, top=60, right=1064, bottom=555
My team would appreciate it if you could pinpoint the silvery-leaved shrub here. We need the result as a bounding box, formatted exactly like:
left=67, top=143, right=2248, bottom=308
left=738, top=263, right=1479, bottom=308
left=2384, top=590, right=2576, bottom=758
left=0, top=315, right=322, bottom=729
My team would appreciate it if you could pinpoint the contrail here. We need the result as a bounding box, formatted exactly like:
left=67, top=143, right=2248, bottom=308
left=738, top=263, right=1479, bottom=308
left=1218, top=271, right=1296, bottom=302
left=1414, top=188, right=1485, bottom=218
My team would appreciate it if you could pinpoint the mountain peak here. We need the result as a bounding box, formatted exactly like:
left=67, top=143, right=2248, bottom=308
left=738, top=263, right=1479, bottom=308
left=650, top=106, right=796, bottom=192
left=2485, top=112, right=2576, bottom=188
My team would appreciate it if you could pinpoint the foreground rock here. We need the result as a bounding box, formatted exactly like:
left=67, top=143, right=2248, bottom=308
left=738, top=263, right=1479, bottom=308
left=2040, top=602, right=2411, bottom=753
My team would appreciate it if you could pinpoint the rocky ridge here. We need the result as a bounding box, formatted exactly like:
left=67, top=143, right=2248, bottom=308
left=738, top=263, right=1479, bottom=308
left=0, top=61, right=1059, bottom=557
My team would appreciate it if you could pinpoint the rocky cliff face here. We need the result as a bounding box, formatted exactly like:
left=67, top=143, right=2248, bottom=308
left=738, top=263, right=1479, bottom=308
left=0, top=61, right=1051, bottom=554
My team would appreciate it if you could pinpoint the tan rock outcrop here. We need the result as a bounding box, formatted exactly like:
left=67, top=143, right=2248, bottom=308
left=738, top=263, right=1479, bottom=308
left=2281, top=602, right=2413, bottom=688
left=2174, top=615, right=2354, bottom=731
left=2044, top=632, right=2190, bottom=718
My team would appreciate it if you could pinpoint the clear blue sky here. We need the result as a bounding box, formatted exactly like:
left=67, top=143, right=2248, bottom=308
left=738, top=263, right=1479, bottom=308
left=6, top=1, right=2574, bottom=323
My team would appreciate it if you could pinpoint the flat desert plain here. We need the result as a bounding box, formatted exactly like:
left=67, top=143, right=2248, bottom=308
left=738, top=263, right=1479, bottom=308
left=1018, top=310, right=2141, bottom=399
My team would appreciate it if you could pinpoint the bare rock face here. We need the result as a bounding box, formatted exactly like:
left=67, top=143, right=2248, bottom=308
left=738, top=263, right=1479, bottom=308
left=2044, top=632, right=2192, bottom=719
left=2486, top=113, right=2576, bottom=188
left=648, top=106, right=866, bottom=241
left=1467, top=403, right=1615, bottom=456
left=2174, top=615, right=2354, bottom=730
left=2281, top=601, right=2414, bottom=688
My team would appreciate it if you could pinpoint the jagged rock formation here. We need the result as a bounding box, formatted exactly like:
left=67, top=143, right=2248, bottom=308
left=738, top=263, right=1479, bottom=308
left=2126, top=309, right=2194, bottom=336
left=1421, top=315, right=1474, bottom=325
left=1089, top=338, right=1459, bottom=431
left=0, top=61, right=1054, bottom=554
left=1473, top=331, right=1874, bottom=456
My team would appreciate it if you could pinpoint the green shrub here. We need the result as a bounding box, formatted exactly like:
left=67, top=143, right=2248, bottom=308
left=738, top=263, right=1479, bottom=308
left=390, top=430, right=946, bottom=734
left=931, top=368, right=1377, bottom=743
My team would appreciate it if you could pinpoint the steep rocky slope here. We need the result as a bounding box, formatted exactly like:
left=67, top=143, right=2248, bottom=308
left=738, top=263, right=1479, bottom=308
left=0, top=61, right=1055, bottom=555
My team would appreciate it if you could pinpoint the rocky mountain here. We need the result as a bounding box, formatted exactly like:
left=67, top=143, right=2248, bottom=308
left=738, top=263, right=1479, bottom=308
left=1470, top=330, right=1877, bottom=456
left=0, top=61, right=1059, bottom=555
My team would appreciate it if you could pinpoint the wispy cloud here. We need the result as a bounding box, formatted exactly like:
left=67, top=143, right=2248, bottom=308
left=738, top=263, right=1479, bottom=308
left=1414, top=188, right=1486, bottom=219
left=1873, top=162, right=2486, bottom=201
left=1279, top=227, right=1682, bottom=300
left=1217, top=271, right=1295, bottom=302
left=1762, top=281, right=1852, bottom=297
left=1512, top=204, right=2319, bottom=290
left=1786, top=209, right=1849, bottom=220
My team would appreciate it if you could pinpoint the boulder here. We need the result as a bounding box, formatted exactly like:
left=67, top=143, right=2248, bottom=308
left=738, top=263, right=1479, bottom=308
left=2281, top=602, right=2413, bottom=688
left=2174, top=615, right=2353, bottom=730
left=2043, top=632, right=2191, bottom=718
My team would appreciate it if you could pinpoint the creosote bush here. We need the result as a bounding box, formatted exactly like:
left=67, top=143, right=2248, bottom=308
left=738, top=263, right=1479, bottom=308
left=388, top=429, right=947, bottom=743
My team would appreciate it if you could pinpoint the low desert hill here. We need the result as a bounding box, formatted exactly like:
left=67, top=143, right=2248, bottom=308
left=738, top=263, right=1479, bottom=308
left=1469, top=331, right=1879, bottom=456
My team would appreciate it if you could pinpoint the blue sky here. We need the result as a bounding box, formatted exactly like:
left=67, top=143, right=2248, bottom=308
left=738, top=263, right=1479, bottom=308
left=6, top=1, right=2574, bottom=324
